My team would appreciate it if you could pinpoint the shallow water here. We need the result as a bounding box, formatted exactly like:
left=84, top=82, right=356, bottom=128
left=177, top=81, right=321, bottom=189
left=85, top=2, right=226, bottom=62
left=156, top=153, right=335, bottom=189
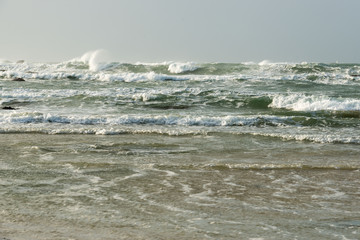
left=1, top=133, right=359, bottom=240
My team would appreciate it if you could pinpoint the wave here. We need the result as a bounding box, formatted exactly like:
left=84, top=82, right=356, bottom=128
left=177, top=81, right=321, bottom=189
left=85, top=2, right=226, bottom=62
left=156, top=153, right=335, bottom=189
left=1, top=52, right=360, bottom=85
left=1, top=109, right=359, bottom=131
left=167, top=62, right=198, bottom=74
left=68, top=49, right=112, bottom=71
left=269, top=94, right=360, bottom=112
left=0, top=67, right=191, bottom=82
left=0, top=120, right=359, bottom=144
left=249, top=130, right=360, bottom=144
left=68, top=51, right=198, bottom=74
left=0, top=112, right=290, bottom=127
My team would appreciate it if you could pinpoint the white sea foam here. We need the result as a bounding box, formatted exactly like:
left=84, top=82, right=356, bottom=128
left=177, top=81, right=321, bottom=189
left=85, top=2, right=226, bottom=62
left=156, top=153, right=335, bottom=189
left=1, top=121, right=359, bottom=144
left=69, top=49, right=111, bottom=71
left=258, top=60, right=272, bottom=66
left=134, top=61, right=171, bottom=66
left=249, top=130, right=360, bottom=144
left=168, top=62, right=198, bottom=74
left=0, top=112, right=291, bottom=127
left=269, top=94, right=360, bottom=111
left=0, top=64, right=193, bottom=82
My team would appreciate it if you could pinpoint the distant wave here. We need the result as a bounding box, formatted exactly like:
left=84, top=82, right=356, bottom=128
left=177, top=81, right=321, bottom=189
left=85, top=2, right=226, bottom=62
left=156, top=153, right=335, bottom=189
left=168, top=62, right=198, bottom=74
left=1, top=52, right=360, bottom=85
left=68, top=49, right=112, bottom=71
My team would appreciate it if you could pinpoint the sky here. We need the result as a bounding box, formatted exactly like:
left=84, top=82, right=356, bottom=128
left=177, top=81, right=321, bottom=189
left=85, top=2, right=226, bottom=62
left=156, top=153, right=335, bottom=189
left=0, top=0, right=359, bottom=63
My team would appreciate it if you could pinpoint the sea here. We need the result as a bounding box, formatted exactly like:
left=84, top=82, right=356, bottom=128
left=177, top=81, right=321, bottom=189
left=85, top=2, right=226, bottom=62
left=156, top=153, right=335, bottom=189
left=1, top=51, right=360, bottom=240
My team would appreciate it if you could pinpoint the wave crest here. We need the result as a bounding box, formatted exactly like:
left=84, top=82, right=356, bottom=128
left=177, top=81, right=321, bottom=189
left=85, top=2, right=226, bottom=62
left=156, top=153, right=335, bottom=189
left=269, top=94, right=360, bottom=112
left=70, top=49, right=110, bottom=71
left=168, top=62, right=198, bottom=74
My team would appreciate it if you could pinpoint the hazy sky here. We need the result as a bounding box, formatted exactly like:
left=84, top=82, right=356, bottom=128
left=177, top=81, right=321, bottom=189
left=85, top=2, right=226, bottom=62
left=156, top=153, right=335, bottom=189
left=0, top=0, right=359, bottom=63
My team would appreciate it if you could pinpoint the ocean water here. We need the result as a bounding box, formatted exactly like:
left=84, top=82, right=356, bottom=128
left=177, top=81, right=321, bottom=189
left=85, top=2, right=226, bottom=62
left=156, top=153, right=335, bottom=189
left=1, top=51, right=360, bottom=239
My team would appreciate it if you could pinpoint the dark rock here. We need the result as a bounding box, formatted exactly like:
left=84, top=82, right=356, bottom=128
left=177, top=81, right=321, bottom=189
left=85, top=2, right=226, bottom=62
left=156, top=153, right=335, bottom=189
left=12, top=77, right=25, bottom=81
left=2, top=106, right=16, bottom=110
left=67, top=75, right=78, bottom=80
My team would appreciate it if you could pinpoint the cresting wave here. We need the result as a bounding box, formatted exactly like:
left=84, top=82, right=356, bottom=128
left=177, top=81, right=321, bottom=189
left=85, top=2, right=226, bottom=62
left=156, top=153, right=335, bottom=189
left=1, top=109, right=360, bottom=144
left=0, top=123, right=359, bottom=144
left=0, top=112, right=290, bottom=127
left=167, top=62, right=198, bottom=74
left=269, top=93, right=360, bottom=112
left=69, top=49, right=110, bottom=72
left=1, top=107, right=359, bottom=128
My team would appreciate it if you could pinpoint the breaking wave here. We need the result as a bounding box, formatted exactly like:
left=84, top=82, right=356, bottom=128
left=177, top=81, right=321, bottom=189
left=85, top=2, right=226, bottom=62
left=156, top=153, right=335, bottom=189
left=168, top=62, right=198, bottom=74
left=0, top=112, right=290, bottom=127
left=69, top=49, right=111, bottom=72
left=269, top=94, right=360, bottom=112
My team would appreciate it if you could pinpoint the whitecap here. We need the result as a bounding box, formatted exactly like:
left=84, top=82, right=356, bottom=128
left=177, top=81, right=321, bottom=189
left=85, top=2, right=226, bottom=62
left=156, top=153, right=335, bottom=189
left=269, top=94, right=360, bottom=112
left=168, top=62, right=198, bottom=74
left=69, top=49, right=111, bottom=71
